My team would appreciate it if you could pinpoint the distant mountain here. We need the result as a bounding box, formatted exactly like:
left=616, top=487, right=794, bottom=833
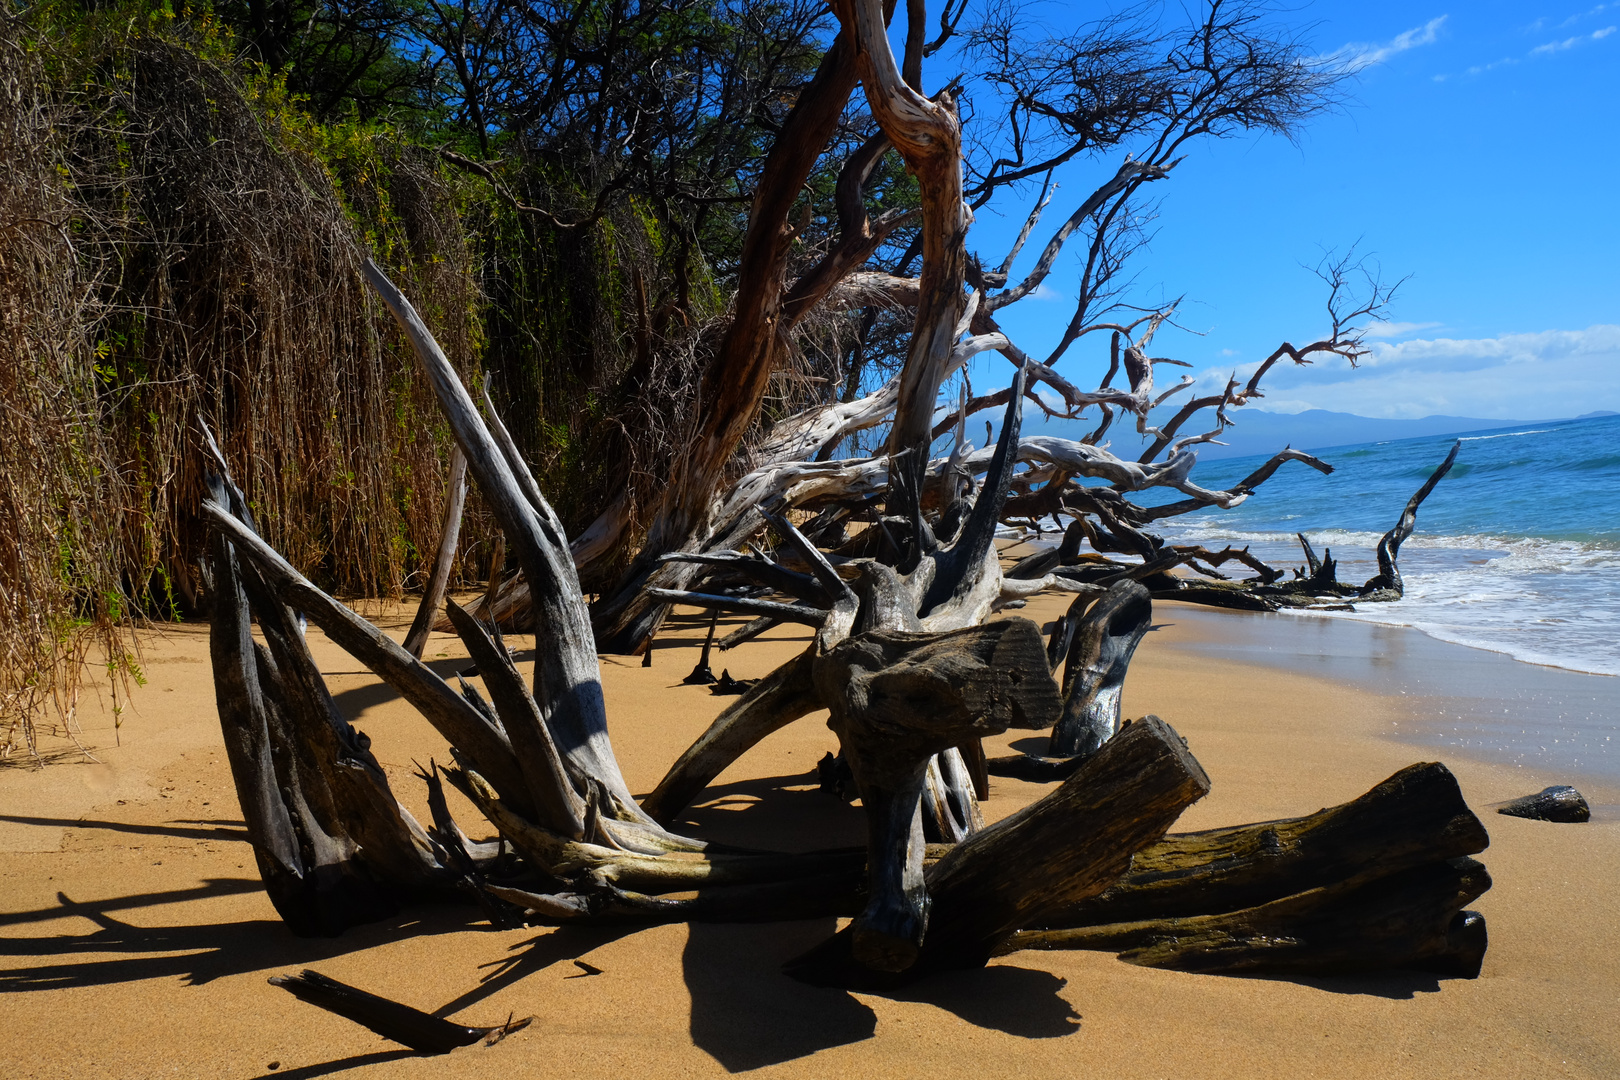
left=1026, top=408, right=1528, bottom=461
left=1577, top=410, right=1619, bottom=419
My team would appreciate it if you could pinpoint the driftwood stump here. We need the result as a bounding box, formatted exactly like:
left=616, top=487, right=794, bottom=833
left=787, top=715, right=1211, bottom=985
left=1003, top=762, right=1493, bottom=977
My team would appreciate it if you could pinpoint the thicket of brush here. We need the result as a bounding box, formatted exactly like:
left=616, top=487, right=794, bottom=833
left=0, top=2, right=713, bottom=757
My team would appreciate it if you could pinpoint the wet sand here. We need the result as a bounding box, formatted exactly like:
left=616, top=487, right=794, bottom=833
left=2, top=586, right=1617, bottom=1079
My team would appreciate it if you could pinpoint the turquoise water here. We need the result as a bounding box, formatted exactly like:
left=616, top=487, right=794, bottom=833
left=1130, top=412, right=1620, bottom=677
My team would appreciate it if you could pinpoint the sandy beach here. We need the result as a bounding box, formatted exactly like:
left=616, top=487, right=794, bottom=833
left=3, top=580, right=1617, bottom=1080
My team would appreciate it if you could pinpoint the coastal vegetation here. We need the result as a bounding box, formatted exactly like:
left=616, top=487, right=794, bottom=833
left=2, top=0, right=1403, bottom=757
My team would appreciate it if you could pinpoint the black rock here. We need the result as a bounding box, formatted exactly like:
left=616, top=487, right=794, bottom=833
left=1497, top=785, right=1590, bottom=823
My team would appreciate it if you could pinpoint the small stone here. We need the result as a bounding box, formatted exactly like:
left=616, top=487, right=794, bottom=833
left=1497, top=785, right=1590, bottom=823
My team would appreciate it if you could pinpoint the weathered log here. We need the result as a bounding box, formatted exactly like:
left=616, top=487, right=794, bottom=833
left=1039, top=761, right=1489, bottom=927
left=786, top=715, right=1210, bottom=984
left=921, top=747, right=984, bottom=844
left=1048, top=580, right=1152, bottom=758
left=269, top=969, right=532, bottom=1053
left=243, top=554, right=450, bottom=892
left=1006, top=858, right=1490, bottom=978
left=203, top=501, right=534, bottom=817
left=813, top=618, right=1062, bottom=971
left=443, top=600, right=587, bottom=838
left=403, top=446, right=467, bottom=659
left=1007, top=519, right=1086, bottom=580
left=1497, top=785, right=1590, bottom=823
left=365, top=260, right=652, bottom=827
left=204, top=459, right=449, bottom=932
left=209, top=498, right=393, bottom=936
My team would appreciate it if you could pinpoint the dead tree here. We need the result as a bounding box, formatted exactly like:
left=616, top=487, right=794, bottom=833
left=199, top=1, right=1496, bottom=1000
left=437, top=1, right=1385, bottom=655
left=204, top=264, right=1491, bottom=996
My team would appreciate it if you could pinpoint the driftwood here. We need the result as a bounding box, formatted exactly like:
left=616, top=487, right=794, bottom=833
left=785, top=715, right=1211, bottom=985
left=1048, top=580, right=1152, bottom=757
left=1002, top=762, right=1492, bottom=977
left=269, top=970, right=532, bottom=1053
left=985, top=581, right=1153, bottom=780
left=1497, top=785, right=1590, bottom=823
left=814, top=619, right=1062, bottom=970
left=1147, top=442, right=1461, bottom=612
left=403, top=447, right=467, bottom=659
left=1008, top=859, right=1489, bottom=977
left=202, top=254, right=1493, bottom=992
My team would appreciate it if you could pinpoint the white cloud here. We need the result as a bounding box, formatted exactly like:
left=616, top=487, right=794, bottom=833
left=1189, top=326, right=1620, bottom=419
left=1321, top=16, right=1448, bottom=74
left=1357, top=325, right=1620, bottom=368
left=1561, top=4, right=1612, bottom=29
left=1030, top=283, right=1065, bottom=302
left=1530, top=25, right=1616, bottom=55
left=1362, top=320, right=1444, bottom=339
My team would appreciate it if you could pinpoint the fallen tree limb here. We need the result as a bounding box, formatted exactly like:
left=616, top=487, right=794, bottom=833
left=786, top=715, right=1210, bottom=985
left=270, top=969, right=532, bottom=1053
left=403, top=447, right=468, bottom=659
left=1006, top=858, right=1490, bottom=978
left=1000, top=761, right=1492, bottom=978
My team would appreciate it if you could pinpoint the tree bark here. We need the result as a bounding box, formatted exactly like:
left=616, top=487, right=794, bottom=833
left=786, top=715, right=1210, bottom=985
left=591, top=33, right=863, bottom=653
left=1048, top=580, right=1152, bottom=757
left=402, top=447, right=467, bottom=659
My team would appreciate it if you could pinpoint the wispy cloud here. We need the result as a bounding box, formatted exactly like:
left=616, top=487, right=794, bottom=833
left=1030, top=283, right=1065, bottom=302
left=1192, top=326, right=1620, bottom=419
left=1561, top=4, right=1613, bottom=28
left=1320, top=16, right=1448, bottom=74
left=1362, top=320, right=1444, bottom=339
left=1463, top=57, right=1518, bottom=77
left=1531, top=24, right=1617, bottom=54
left=1440, top=17, right=1612, bottom=80
left=1524, top=4, right=1612, bottom=34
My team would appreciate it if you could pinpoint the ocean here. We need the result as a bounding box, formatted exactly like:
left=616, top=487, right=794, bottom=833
left=1138, top=411, right=1620, bottom=678
left=1105, top=411, right=1620, bottom=787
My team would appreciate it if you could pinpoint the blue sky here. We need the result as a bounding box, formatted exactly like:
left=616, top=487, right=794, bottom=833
left=954, top=2, right=1620, bottom=420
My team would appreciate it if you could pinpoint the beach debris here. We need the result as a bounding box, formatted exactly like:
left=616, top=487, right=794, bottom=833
left=681, top=613, right=720, bottom=684
left=200, top=258, right=1491, bottom=990
left=268, top=970, right=532, bottom=1054
left=1045, top=581, right=1151, bottom=760
left=1497, top=785, right=1591, bottom=823
left=1002, top=761, right=1493, bottom=978
left=1122, top=441, right=1462, bottom=612
left=401, top=447, right=467, bottom=660
left=707, top=669, right=756, bottom=695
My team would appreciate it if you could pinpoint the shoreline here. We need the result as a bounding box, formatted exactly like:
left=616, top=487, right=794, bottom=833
left=1151, top=601, right=1620, bottom=800
left=1, top=593, right=1617, bottom=1077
